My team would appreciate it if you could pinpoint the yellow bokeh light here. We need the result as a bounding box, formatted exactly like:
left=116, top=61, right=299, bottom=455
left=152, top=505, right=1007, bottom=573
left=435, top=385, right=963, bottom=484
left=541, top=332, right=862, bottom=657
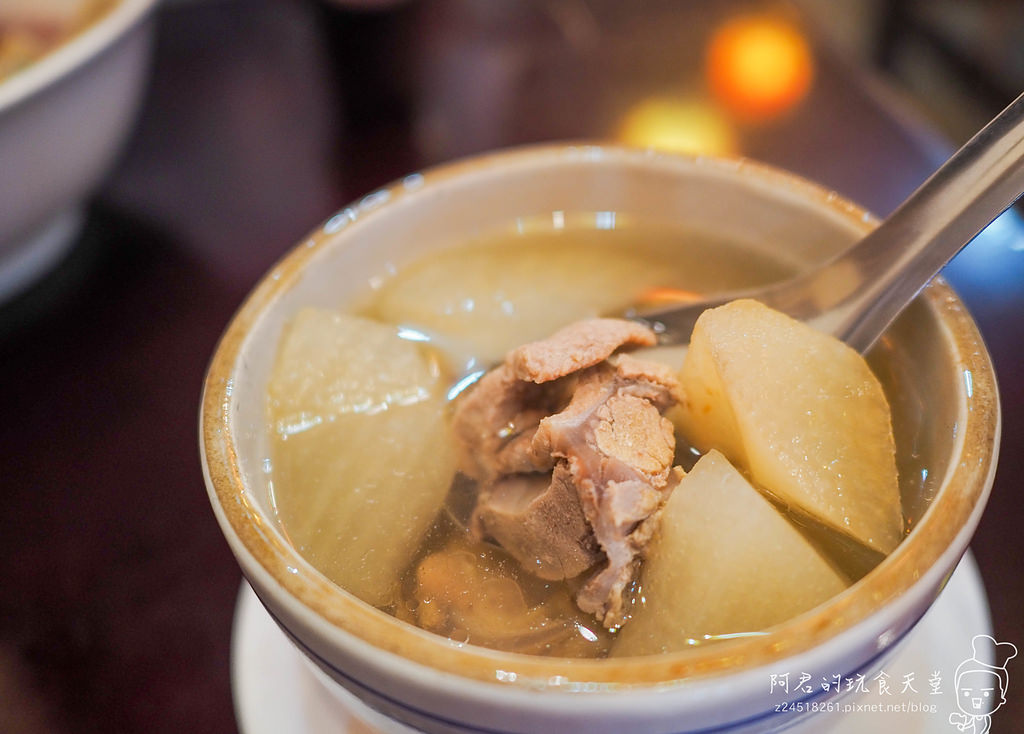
left=617, top=97, right=738, bottom=157
left=706, top=14, right=814, bottom=123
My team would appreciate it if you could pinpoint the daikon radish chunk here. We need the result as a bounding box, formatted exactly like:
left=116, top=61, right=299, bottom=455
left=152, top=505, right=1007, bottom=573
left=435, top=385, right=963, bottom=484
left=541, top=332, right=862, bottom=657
left=267, top=308, right=455, bottom=606
left=369, top=242, right=674, bottom=370
left=675, top=299, right=903, bottom=554
left=613, top=450, right=849, bottom=656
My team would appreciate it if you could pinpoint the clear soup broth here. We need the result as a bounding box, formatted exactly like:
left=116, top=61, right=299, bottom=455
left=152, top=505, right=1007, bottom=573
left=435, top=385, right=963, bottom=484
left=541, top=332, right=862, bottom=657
left=265, top=216, right=925, bottom=658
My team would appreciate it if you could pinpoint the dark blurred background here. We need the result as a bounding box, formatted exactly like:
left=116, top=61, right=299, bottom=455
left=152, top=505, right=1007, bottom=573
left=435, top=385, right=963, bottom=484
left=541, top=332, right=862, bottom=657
left=0, top=0, right=1021, bottom=732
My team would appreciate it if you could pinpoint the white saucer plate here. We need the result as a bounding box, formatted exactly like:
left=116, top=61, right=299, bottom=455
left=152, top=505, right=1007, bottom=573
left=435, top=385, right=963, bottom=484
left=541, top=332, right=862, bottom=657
left=232, top=552, right=992, bottom=734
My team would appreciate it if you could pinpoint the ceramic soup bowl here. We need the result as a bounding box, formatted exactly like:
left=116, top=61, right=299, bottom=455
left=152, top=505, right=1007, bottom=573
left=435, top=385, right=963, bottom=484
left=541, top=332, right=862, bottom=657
left=201, top=144, right=999, bottom=734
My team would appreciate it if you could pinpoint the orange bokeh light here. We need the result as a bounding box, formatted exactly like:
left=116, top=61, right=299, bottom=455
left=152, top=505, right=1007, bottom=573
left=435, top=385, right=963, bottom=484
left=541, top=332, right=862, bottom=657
left=706, top=14, right=814, bottom=123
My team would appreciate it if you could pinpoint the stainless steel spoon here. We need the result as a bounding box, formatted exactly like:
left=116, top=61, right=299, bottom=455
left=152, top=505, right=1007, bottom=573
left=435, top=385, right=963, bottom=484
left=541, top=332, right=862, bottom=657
left=634, top=91, right=1024, bottom=353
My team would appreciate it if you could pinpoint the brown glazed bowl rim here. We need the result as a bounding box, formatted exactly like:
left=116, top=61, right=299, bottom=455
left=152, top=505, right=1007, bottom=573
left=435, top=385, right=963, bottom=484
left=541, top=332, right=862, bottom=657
left=201, top=143, right=999, bottom=690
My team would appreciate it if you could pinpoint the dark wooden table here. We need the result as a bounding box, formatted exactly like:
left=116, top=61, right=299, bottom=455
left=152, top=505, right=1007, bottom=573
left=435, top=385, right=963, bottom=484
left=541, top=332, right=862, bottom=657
left=1, top=1, right=1020, bottom=732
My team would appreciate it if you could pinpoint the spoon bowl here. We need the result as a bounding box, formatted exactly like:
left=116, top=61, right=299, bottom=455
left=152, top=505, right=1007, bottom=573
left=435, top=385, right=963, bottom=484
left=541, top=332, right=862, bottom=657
left=636, top=91, right=1024, bottom=352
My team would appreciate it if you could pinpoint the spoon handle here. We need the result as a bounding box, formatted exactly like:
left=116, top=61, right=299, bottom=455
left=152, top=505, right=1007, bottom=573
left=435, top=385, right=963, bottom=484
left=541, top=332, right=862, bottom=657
left=783, top=91, right=1024, bottom=353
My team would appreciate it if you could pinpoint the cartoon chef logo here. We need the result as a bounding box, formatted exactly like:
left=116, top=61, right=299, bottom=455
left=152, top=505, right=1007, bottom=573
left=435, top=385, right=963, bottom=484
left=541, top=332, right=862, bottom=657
left=949, top=634, right=1017, bottom=733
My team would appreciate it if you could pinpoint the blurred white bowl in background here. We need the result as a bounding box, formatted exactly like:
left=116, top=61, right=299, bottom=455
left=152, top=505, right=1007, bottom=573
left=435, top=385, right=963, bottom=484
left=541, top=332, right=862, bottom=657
left=0, top=0, right=158, bottom=302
